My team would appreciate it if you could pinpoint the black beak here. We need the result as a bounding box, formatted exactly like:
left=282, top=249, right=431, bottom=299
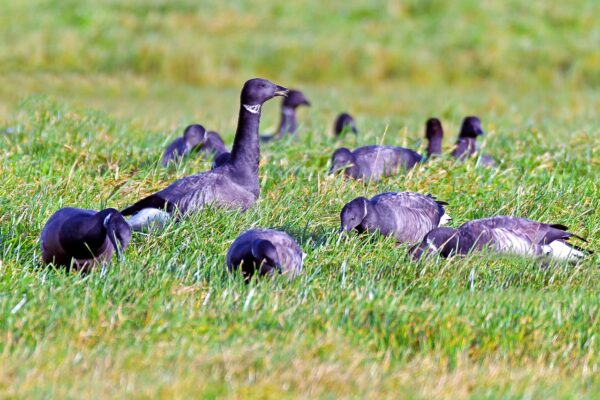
left=476, top=128, right=485, bottom=136
left=108, top=231, right=122, bottom=262
left=302, top=99, right=311, bottom=106
left=274, top=85, right=289, bottom=97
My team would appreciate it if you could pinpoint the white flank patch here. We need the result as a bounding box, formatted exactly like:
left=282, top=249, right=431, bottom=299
left=128, top=208, right=171, bottom=231
left=543, top=240, right=585, bottom=261
left=493, top=229, right=532, bottom=255
left=440, top=213, right=452, bottom=226
left=243, top=104, right=261, bottom=114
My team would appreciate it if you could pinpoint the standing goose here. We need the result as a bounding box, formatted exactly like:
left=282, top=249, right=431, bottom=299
left=161, top=124, right=206, bottom=166
left=451, top=116, right=497, bottom=167
left=122, top=78, right=288, bottom=230
left=226, top=228, right=304, bottom=280
left=333, top=112, right=358, bottom=136
left=410, top=216, right=589, bottom=261
left=340, top=192, right=450, bottom=244
left=40, top=207, right=132, bottom=270
left=261, top=89, right=310, bottom=142
left=425, top=118, right=444, bottom=158
left=329, top=145, right=422, bottom=181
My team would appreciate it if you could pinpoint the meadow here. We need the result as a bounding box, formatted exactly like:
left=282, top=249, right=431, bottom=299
left=1, top=0, right=599, bottom=398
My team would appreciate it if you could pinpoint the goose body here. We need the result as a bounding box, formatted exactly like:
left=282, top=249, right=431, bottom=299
left=340, top=192, right=450, bottom=244
left=226, top=228, right=304, bottom=279
left=122, top=78, right=288, bottom=230
left=329, top=145, right=422, bottom=181
left=40, top=207, right=131, bottom=270
left=411, top=216, right=588, bottom=261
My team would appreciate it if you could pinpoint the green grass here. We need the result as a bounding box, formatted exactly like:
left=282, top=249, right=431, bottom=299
left=1, top=1, right=600, bottom=398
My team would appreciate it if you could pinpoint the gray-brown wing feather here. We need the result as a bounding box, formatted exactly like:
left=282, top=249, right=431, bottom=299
left=371, top=192, right=444, bottom=243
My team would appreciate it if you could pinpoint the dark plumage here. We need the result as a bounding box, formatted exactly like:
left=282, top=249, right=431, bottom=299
left=333, top=112, right=358, bottom=136
left=40, top=207, right=131, bottom=270
left=199, top=131, right=228, bottom=158
left=451, top=116, right=497, bottom=167
left=226, top=228, right=304, bottom=280
left=329, top=145, right=422, bottom=181
left=161, top=124, right=206, bottom=166
left=410, top=216, right=588, bottom=261
left=122, top=78, right=288, bottom=230
left=260, top=89, right=310, bottom=142
left=340, top=192, right=450, bottom=244
left=425, top=118, right=444, bottom=158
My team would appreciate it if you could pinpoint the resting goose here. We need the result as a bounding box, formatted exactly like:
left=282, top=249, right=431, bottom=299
left=122, top=78, right=288, bottom=230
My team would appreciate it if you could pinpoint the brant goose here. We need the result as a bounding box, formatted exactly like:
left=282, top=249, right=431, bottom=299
left=425, top=118, right=444, bottom=158
left=261, top=89, right=310, bottom=142
left=122, top=78, right=288, bottom=230
left=451, top=116, right=497, bottom=167
left=410, top=216, right=588, bottom=261
left=329, top=145, right=422, bottom=181
left=40, top=207, right=131, bottom=270
left=340, top=192, right=450, bottom=244
left=333, top=112, right=358, bottom=136
left=161, top=124, right=206, bottom=166
left=226, top=228, right=304, bottom=279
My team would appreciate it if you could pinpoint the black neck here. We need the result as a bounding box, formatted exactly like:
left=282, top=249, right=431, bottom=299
left=276, top=107, right=297, bottom=136
left=427, top=136, right=443, bottom=157
left=229, top=105, right=261, bottom=177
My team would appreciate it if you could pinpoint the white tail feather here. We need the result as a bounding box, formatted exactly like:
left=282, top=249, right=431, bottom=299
left=543, top=240, right=585, bottom=261
left=127, top=208, right=171, bottom=231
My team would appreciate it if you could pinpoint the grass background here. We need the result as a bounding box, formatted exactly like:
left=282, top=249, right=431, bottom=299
left=1, top=0, right=599, bottom=398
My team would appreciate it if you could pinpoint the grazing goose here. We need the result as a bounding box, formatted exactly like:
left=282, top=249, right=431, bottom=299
left=162, top=124, right=206, bottom=166
left=226, top=228, right=304, bottom=279
left=340, top=192, right=450, bottom=244
left=334, top=112, right=358, bottom=136
left=410, top=216, right=589, bottom=261
left=425, top=118, right=444, bottom=158
left=329, top=145, right=422, bottom=181
left=122, top=78, right=288, bottom=230
left=451, top=116, right=497, bottom=167
left=261, top=89, right=310, bottom=142
left=40, top=207, right=131, bottom=270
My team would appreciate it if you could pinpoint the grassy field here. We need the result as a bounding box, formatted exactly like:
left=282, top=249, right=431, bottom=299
left=1, top=1, right=600, bottom=398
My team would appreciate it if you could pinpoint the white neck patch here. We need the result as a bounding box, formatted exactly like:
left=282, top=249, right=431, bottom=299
left=243, top=104, right=261, bottom=114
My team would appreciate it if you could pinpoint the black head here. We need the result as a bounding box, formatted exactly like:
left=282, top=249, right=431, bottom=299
left=410, top=227, right=460, bottom=261
left=459, top=116, right=484, bottom=138
left=241, top=78, right=288, bottom=106
left=329, top=147, right=354, bottom=174
left=182, top=124, right=206, bottom=148
left=101, top=209, right=132, bottom=261
left=283, top=89, right=310, bottom=108
left=340, top=197, right=370, bottom=232
left=204, top=131, right=224, bottom=146
left=334, top=113, right=358, bottom=136
left=425, top=118, right=444, bottom=139
left=251, top=239, right=282, bottom=275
